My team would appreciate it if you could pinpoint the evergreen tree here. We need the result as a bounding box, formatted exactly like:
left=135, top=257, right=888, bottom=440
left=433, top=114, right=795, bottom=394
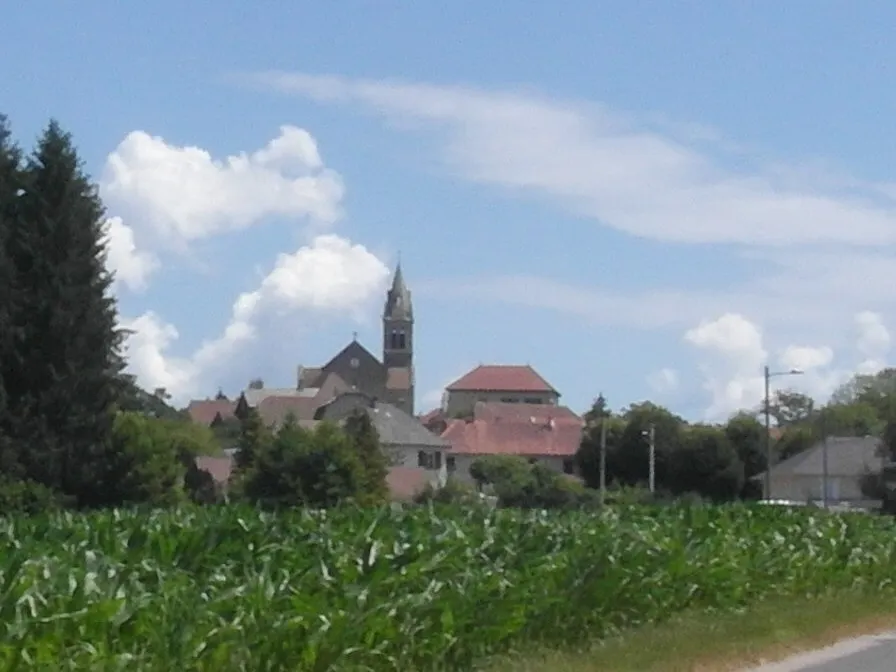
left=343, top=409, right=389, bottom=505
left=234, top=403, right=269, bottom=472
left=4, top=121, right=124, bottom=507
left=0, top=116, right=25, bottom=481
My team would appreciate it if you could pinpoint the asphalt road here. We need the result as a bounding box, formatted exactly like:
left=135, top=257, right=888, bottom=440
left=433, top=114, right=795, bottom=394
left=745, top=631, right=896, bottom=671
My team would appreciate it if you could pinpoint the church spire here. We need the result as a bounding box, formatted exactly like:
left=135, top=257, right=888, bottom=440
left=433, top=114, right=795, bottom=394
left=384, top=261, right=412, bottom=320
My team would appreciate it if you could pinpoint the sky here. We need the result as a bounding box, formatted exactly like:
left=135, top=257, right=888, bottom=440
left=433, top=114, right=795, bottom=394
left=4, top=2, right=896, bottom=421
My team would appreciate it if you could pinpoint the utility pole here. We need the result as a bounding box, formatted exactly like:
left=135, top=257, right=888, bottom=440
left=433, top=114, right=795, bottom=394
left=763, top=365, right=804, bottom=502
left=599, top=418, right=607, bottom=505
left=648, top=423, right=656, bottom=494
left=764, top=365, right=771, bottom=501
left=821, top=432, right=829, bottom=509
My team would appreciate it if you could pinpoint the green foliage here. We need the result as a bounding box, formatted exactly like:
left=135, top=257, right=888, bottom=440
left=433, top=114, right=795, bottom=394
left=470, top=455, right=600, bottom=510
left=672, top=425, right=743, bottom=501
left=414, top=476, right=480, bottom=505
left=724, top=413, right=765, bottom=498
left=774, top=425, right=816, bottom=462
left=242, top=418, right=368, bottom=509
left=0, top=119, right=124, bottom=508
left=1, top=505, right=895, bottom=669
left=342, top=409, right=389, bottom=505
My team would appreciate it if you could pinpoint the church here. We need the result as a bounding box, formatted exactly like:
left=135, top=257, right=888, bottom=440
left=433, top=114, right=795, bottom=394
left=294, top=262, right=416, bottom=415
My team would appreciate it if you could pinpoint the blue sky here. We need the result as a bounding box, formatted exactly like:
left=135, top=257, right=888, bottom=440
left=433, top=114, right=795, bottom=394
left=4, top=2, right=896, bottom=420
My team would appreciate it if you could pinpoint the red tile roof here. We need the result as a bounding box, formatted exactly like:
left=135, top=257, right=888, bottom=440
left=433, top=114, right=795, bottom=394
left=256, top=395, right=320, bottom=428
left=442, top=402, right=583, bottom=457
left=445, top=365, right=558, bottom=394
left=187, top=400, right=236, bottom=425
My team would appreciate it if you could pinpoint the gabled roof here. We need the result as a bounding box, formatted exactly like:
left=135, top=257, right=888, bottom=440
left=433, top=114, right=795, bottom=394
left=316, top=392, right=449, bottom=449
left=441, top=402, right=582, bottom=457
left=320, top=339, right=383, bottom=373
left=187, top=399, right=236, bottom=425
left=757, top=436, right=886, bottom=480
left=446, top=365, right=558, bottom=394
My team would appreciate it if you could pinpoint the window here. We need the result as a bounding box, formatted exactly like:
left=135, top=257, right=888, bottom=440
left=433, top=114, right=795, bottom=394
left=524, top=397, right=542, bottom=404
left=563, top=459, right=575, bottom=475
left=500, top=397, right=518, bottom=403
left=447, top=456, right=456, bottom=472
left=389, top=329, right=408, bottom=350
left=417, top=451, right=442, bottom=470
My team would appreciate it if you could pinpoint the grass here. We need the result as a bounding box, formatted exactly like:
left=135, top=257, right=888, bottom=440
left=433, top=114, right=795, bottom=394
left=484, top=591, right=896, bottom=671
left=1, top=503, right=895, bottom=670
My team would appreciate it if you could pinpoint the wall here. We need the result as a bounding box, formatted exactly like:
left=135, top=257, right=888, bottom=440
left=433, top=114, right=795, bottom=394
left=446, top=453, right=576, bottom=485
left=443, top=390, right=559, bottom=417
left=766, top=474, right=868, bottom=504
left=390, top=443, right=447, bottom=486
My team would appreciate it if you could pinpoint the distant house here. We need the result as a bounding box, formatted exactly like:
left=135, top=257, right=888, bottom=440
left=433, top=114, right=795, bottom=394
left=434, top=401, right=584, bottom=484
left=439, top=364, right=560, bottom=417
left=315, top=391, right=450, bottom=498
left=754, top=436, right=887, bottom=508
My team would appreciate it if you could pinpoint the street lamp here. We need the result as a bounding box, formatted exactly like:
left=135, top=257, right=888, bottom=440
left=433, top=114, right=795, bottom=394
left=763, top=366, right=803, bottom=500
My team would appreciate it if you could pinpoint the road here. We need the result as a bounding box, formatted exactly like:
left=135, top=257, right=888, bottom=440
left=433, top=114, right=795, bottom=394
left=744, top=631, right=896, bottom=671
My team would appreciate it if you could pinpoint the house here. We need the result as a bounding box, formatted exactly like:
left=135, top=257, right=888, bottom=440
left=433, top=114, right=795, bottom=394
left=315, top=390, right=449, bottom=496
left=434, top=401, right=584, bottom=484
left=439, top=364, right=560, bottom=417
left=754, top=436, right=887, bottom=508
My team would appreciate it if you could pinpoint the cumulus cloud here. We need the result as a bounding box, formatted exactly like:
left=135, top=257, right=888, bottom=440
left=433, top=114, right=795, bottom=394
left=103, top=216, right=159, bottom=292
left=683, top=311, right=891, bottom=421
left=647, top=368, right=679, bottom=395
left=250, top=71, right=896, bottom=247
left=101, top=125, right=344, bottom=248
left=122, top=235, right=389, bottom=402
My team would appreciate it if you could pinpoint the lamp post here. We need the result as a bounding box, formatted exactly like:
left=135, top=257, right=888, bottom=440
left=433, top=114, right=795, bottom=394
left=763, top=366, right=803, bottom=501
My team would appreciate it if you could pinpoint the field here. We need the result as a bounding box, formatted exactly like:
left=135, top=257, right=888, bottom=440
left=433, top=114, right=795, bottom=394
left=2, top=504, right=896, bottom=671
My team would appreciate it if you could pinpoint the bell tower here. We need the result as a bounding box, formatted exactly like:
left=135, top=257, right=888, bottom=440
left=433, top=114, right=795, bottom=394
left=383, top=261, right=414, bottom=413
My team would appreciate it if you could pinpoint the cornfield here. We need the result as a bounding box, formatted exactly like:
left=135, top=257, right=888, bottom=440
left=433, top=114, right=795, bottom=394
left=2, top=504, right=895, bottom=670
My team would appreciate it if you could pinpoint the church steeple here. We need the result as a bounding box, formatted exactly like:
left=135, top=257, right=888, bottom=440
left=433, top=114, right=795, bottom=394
left=382, top=261, right=414, bottom=414
left=383, top=261, right=413, bottom=320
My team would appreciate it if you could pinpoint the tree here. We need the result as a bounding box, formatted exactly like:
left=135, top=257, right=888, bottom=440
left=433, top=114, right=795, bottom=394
left=774, top=425, right=816, bottom=462
left=0, top=116, right=23, bottom=482
left=576, top=414, right=626, bottom=490
left=767, top=390, right=815, bottom=427
left=3, top=121, right=125, bottom=508
left=614, top=402, right=684, bottom=489
left=671, top=425, right=743, bottom=501
left=243, top=419, right=366, bottom=509
left=105, top=412, right=187, bottom=507
left=234, top=403, right=269, bottom=472
left=724, top=413, right=765, bottom=498
left=342, top=409, right=389, bottom=505
left=469, top=454, right=599, bottom=510
left=583, top=393, right=610, bottom=427
left=814, top=401, right=880, bottom=438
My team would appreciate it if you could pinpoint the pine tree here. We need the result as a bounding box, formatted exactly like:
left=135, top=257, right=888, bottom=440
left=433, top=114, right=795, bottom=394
left=235, top=404, right=269, bottom=472
left=5, top=121, right=125, bottom=507
left=343, top=409, right=389, bottom=505
left=0, top=116, right=24, bottom=480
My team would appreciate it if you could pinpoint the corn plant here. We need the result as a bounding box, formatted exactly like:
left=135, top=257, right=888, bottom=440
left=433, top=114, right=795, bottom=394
left=0, top=504, right=893, bottom=670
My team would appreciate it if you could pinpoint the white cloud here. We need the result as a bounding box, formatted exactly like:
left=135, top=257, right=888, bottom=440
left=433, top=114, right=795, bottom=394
left=683, top=312, right=890, bottom=420
left=251, top=71, right=896, bottom=247
left=101, top=125, right=344, bottom=248
left=855, top=311, right=891, bottom=373
left=122, top=235, right=389, bottom=403
left=647, top=368, right=679, bottom=395
left=103, top=216, right=159, bottom=292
